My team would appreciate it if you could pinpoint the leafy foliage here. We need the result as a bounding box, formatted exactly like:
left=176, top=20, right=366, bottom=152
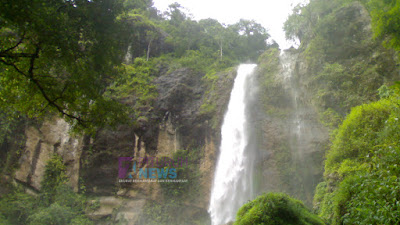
left=0, top=110, right=26, bottom=177
left=234, top=193, right=325, bottom=225
left=0, top=189, right=37, bottom=224
left=284, top=1, right=400, bottom=223
left=324, top=99, right=393, bottom=175
left=0, top=0, right=130, bottom=133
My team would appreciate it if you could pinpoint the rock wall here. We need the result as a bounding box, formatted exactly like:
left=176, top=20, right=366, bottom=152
left=15, top=118, right=83, bottom=192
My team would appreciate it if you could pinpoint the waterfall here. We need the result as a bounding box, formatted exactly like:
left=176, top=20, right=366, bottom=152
left=209, top=64, right=257, bottom=225
left=280, top=51, right=303, bottom=139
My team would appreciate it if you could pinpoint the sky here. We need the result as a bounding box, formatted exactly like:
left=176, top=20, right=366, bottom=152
left=152, top=0, right=308, bottom=49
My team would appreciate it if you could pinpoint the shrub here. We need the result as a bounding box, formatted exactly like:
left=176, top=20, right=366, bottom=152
left=40, top=154, right=68, bottom=205
left=235, top=193, right=325, bottom=225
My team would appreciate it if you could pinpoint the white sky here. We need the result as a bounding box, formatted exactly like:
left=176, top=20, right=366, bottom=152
left=152, top=0, right=308, bottom=49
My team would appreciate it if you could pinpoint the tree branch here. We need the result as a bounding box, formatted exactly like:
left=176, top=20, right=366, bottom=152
left=26, top=46, right=87, bottom=126
left=0, top=52, right=39, bottom=59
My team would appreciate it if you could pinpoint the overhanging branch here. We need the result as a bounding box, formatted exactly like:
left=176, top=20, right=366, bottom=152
left=0, top=46, right=88, bottom=127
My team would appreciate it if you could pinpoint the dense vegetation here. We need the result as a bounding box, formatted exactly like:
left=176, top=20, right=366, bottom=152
left=0, top=0, right=130, bottom=133
left=0, top=0, right=270, bottom=133
left=284, top=0, right=399, bottom=127
left=283, top=0, right=400, bottom=224
left=314, top=91, right=400, bottom=224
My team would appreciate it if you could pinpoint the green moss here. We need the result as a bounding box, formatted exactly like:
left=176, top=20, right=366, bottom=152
left=235, top=193, right=325, bottom=225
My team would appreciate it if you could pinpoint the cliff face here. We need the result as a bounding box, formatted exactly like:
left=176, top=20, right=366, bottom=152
left=15, top=118, right=84, bottom=192
left=12, top=66, right=236, bottom=224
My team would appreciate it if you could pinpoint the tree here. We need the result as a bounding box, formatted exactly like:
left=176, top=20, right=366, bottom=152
left=146, top=29, right=158, bottom=61
left=199, top=19, right=231, bottom=60
left=164, top=2, right=187, bottom=26
left=284, top=4, right=311, bottom=42
left=230, top=19, right=270, bottom=61
left=0, top=0, right=129, bottom=132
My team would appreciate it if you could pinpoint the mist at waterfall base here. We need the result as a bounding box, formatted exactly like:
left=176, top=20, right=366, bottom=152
left=209, top=64, right=259, bottom=225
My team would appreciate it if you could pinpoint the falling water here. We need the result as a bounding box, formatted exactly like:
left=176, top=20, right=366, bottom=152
left=279, top=50, right=321, bottom=204
left=209, top=64, right=257, bottom=225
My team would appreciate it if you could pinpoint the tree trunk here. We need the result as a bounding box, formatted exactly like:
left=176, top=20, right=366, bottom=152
left=219, top=40, right=223, bottom=60
left=146, top=39, right=153, bottom=61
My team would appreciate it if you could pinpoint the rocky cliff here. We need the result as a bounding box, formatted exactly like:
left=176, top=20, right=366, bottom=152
left=253, top=48, right=329, bottom=205
left=9, top=66, right=236, bottom=224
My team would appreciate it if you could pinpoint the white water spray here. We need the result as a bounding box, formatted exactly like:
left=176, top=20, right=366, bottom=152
left=209, top=64, right=257, bottom=225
